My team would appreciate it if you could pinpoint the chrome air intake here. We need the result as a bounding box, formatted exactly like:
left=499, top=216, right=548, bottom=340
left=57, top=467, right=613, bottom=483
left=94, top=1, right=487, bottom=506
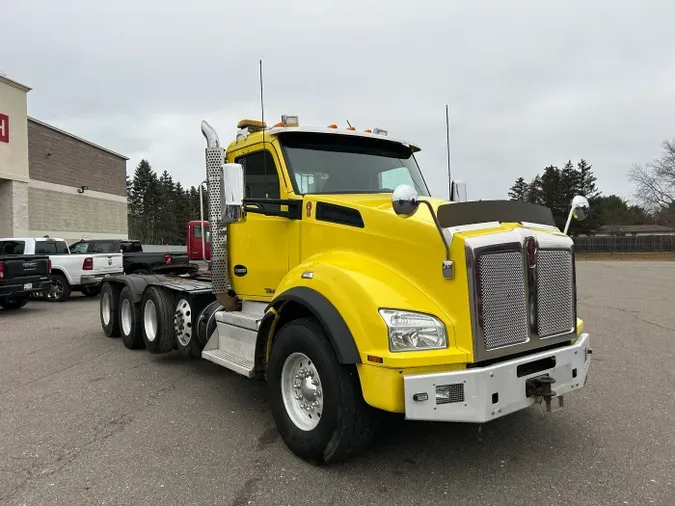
left=465, top=228, right=577, bottom=362
left=201, top=120, right=234, bottom=307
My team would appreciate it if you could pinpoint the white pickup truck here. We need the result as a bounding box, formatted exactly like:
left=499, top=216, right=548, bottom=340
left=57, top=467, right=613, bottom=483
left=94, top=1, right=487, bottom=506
left=0, top=237, right=123, bottom=302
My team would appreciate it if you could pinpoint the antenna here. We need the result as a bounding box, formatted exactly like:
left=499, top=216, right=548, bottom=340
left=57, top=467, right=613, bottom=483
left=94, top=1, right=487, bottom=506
left=445, top=104, right=452, bottom=199
left=259, top=59, right=268, bottom=187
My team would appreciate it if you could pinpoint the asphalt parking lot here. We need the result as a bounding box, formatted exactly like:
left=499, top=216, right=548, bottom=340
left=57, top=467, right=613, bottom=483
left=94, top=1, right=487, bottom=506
left=1, top=261, right=674, bottom=506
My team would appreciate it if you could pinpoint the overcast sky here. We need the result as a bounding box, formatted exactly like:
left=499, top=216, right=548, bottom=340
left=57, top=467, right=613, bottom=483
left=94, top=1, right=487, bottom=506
left=3, top=0, right=675, bottom=201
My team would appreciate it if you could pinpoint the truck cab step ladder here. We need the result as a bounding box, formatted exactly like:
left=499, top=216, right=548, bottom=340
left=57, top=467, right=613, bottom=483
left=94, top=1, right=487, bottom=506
left=201, top=301, right=267, bottom=378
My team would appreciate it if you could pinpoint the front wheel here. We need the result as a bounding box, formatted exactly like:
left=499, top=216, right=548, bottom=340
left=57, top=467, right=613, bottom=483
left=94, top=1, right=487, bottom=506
left=267, top=317, right=379, bottom=465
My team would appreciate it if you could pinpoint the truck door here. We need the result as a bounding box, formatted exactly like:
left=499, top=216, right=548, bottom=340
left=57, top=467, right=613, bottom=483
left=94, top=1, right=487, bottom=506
left=188, top=222, right=211, bottom=261
left=227, top=148, right=291, bottom=300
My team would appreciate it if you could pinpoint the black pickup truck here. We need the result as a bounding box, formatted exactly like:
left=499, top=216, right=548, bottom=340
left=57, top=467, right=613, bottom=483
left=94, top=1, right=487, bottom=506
left=0, top=254, right=52, bottom=310
left=68, top=239, right=190, bottom=275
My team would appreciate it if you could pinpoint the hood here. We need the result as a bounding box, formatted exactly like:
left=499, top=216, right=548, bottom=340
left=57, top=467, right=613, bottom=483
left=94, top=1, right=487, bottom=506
left=306, top=193, right=559, bottom=235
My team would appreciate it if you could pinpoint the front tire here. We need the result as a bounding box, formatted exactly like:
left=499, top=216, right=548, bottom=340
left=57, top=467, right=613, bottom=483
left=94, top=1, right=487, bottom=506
left=100, top=282, right=121, bottom=337
left=141, top=286, right=175, bottom=354
left=267, top=317, right=379, bottom=465
left=119, top=286, right=144, bottom=349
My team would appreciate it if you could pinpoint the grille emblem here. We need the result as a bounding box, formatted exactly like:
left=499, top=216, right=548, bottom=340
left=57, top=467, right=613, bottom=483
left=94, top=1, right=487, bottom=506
left=526, top=237, right=537, bottom=267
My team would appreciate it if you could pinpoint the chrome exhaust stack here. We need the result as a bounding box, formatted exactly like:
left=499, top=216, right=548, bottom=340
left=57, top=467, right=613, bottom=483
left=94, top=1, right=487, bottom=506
left=201, top=120, right=238, bottom=310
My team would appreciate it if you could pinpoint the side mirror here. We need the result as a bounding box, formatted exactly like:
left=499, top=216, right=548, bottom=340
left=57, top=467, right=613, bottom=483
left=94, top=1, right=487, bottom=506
left=450, top=180, right=467, bottom=202
left=392, top=184, right=420, bottom=217
left=220, top=163, right=245, bottom=224
left=563, top=195, right=590, bottom=234
left=571, top=195, right=590, bottom=221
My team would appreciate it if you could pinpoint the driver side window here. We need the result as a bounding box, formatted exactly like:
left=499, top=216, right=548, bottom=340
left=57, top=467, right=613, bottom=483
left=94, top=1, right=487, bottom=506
left=236, top=150, right=280, bottom=199
left=236, top=150, right=281, bottom=212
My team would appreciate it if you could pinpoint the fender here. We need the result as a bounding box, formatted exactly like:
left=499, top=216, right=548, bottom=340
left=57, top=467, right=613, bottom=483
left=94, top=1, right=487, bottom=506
left=259, top=252, right=461, bottom=369
left=264, top=286, right=362, bottom=364
left=105, top=274, right=166, bottom=304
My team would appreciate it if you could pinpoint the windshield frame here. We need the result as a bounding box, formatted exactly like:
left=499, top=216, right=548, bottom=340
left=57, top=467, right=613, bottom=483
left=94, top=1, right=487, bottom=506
left=277, top=131, right=431, bottom=197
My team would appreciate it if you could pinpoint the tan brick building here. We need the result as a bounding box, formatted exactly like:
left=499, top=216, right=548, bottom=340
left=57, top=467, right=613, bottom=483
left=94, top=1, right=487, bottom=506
left=0, top=74, right=128, bottom=241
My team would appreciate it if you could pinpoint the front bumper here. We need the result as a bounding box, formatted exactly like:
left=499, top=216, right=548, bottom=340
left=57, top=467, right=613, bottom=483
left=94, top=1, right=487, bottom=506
left=403, top=333, right=591, bottom=423
left=80, top=272, right=124, bottom=286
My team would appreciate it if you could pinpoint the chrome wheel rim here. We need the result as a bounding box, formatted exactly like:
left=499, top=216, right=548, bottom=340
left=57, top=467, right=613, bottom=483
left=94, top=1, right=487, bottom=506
left=174, top=298, right=192, bottom=347
left=48, top=279, right=64, bottom=300
left=101, top=292, right=111, bottom=325
left=143, top=299, right=158, bottom=342
left=121, top=298, right=132, bottom=336
left=281, top=352, right=323, bottom=431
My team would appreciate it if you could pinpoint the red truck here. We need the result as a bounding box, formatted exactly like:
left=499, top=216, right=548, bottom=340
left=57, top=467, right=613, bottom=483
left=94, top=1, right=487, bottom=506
left=187, top=220, right=211, bottom=262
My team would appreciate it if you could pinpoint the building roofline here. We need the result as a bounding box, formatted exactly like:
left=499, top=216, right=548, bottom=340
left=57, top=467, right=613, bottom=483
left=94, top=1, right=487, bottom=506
left=0, top=75, right=32, bottom=93
left=27, top=116, right=130, bottom=160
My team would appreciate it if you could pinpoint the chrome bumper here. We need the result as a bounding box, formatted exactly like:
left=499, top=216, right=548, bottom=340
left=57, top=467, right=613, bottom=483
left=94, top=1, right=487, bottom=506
left=403, top=333, right=591, bottom=423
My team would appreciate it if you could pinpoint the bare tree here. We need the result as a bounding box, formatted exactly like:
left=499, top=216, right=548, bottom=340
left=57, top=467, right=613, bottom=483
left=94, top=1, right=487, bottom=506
left=629, top=139, right=675, bottom=224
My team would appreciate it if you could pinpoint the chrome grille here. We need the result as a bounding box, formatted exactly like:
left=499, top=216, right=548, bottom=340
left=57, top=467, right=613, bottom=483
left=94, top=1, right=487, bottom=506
left=536, top=250, right=575, bottom=337
left=478, top=251, right=529, bottom=349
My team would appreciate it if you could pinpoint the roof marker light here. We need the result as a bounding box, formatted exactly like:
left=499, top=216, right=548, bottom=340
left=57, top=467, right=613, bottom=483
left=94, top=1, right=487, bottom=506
left=364, top=129, right=372, bottom=133
left=237, top=119, right=266, bottom=132
left=327, top=123, right=338, bottom=129
left=346, top=126, right=356, bottom=131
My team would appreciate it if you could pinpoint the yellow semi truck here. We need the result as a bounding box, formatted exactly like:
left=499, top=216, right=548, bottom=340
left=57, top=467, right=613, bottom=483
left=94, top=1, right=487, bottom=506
left=98, top=115, right=592, bottom=464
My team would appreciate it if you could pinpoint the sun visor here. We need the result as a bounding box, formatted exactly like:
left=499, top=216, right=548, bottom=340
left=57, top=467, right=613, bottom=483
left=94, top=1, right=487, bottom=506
left=437, top=200, right=557, bottom=229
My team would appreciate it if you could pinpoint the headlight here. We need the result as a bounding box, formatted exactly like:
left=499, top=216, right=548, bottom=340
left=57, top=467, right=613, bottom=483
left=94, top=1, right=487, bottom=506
left=379, top=309, right=448, bottom=352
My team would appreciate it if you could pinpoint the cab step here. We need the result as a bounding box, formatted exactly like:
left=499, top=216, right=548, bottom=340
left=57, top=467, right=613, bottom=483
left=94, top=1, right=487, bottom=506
left=201, top=349, right=255, bottom=377
left=201, top=301, right=266, bottom=378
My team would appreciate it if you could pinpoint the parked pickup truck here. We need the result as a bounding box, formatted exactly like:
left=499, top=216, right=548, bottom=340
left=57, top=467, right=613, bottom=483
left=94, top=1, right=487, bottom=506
left=0, top=237, right=123, bottom=302
left=0, top=249, right=52, bottom=310
left=68, top=239, right=190, bottom=275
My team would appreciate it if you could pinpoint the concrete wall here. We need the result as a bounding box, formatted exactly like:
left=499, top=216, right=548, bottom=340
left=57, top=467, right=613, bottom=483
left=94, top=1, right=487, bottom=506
left=27, top=184, right=128, bottom=242
left=0, top=179, right=29, bottom=237
left=0, top=76, right=30, bottom=182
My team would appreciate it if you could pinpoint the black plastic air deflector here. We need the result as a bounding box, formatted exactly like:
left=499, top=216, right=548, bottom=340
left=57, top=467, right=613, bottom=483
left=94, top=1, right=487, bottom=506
left=315, top=203, right=365, bottom=228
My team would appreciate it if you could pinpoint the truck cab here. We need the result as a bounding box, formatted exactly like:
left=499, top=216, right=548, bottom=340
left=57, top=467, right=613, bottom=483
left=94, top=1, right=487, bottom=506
left=98, top=115, right=592, bottom=465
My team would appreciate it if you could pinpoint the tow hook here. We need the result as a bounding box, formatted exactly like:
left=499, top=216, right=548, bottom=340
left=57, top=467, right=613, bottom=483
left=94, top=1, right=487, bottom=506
left=526, top=375, right=558, bottom=412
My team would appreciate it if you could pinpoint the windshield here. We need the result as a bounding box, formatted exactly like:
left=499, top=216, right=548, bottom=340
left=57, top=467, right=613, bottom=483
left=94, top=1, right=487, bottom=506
left=279, top=132, right=430, bottom=196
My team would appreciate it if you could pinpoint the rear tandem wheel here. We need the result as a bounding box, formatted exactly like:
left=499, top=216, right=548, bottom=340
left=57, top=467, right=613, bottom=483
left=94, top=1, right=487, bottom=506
left=140, top=286, right=176, bottom=354
left=100, top=282, right=122, bottom=337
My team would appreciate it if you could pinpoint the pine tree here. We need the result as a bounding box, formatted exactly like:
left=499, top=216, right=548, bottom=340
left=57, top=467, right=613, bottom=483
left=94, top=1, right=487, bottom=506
left=508, top=177, right=529, bottom=201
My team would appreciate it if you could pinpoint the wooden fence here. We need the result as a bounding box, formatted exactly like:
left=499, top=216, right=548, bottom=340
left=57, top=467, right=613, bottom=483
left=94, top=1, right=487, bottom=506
left=572, top=235, right=675, bottom=253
